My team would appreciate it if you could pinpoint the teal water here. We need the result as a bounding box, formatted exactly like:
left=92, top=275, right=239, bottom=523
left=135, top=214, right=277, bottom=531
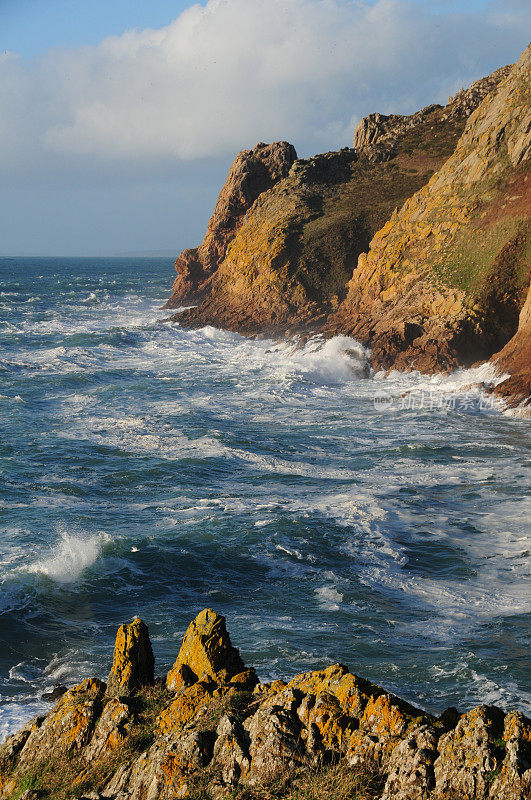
left=0, top=256, right=530, bottom=739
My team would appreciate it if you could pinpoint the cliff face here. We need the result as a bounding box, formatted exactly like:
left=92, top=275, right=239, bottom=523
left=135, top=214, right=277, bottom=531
left=1, top=610, right=529, bottom=800
left=168, top=68, right=510, bottom=336
left=166, top=50, right=530, bottom=405
left=326, top=45, right=531, bottom=375
left=165, top=141, right=297, bottom=307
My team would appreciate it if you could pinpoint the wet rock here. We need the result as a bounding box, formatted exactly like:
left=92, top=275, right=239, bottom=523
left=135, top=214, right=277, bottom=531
left=41, top=683, right=68, bottom=702
left=106, top=618, right=155, bottom=697
left=166, top=609, right=257, bottom=690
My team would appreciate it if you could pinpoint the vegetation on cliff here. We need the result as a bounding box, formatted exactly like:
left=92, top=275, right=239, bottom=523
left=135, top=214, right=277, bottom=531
left=166, top=46, right=530, bottom=408
left=327, top=43, right=531, bottom=377
left=168, top=67, right=511, bottom=337
left=1, top=610, right=529, bottom=800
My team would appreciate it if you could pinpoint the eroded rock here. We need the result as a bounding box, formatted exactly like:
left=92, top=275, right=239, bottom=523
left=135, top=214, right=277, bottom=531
left=106, top=618, right=155, bottom=697
left=166, top=609, right=257, bottom=690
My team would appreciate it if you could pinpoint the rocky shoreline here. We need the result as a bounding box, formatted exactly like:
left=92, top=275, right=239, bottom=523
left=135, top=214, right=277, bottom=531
left=1, top=610, right=529, bottom=799
left=166, top=45, right=530, bottom=411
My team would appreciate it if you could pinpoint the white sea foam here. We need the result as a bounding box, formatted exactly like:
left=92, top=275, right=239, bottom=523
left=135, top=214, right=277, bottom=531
left=23, top=532, right=108, bottom=583
left=315, top=586, right=343, bottom=611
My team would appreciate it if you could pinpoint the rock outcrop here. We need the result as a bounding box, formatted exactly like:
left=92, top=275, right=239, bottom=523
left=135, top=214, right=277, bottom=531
left=166, top=609, right=257, bottom=692
left=165, top=142, right=297, bottom=307
left=326, top=44, right=531, bottom=376
left=106, top=618, right=155, bottom=697
left=168, top=66, right=510, bottom=337
left=1, top=610, right=529, bottom=800
left=165, top=49, right=531, bottom=406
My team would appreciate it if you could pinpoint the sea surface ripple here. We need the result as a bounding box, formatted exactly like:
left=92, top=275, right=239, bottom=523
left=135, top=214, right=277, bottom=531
left=0, top=256, right=529, bottom=740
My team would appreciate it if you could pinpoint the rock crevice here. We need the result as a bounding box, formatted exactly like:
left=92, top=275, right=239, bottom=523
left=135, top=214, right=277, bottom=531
left=1, top=611, right=529, bottom=800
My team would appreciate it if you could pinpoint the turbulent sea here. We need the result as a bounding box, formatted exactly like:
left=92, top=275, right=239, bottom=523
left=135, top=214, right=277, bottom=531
left=0, top=257, right=530, bottom=740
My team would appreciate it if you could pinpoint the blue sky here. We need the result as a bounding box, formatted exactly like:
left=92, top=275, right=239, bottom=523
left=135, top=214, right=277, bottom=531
left=0, top=0, right=529, bottom=255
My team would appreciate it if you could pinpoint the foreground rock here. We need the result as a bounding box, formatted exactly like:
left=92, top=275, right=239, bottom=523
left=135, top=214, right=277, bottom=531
left=0, top=610, right=529, bottom=799
left=106, top=617, right=155, bottom=697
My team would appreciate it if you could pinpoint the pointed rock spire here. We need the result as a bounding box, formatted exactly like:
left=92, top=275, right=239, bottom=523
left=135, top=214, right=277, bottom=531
left=106, top=618, right=155, bottom=697
left=166, top=608, right=257, bottom=691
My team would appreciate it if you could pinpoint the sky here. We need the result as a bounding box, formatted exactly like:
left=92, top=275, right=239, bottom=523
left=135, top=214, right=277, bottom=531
left=0, top=0, right=530, bottom=256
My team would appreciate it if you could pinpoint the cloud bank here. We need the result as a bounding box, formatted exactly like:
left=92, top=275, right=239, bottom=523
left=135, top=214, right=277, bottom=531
left=1, top=0, right=530, bottom=178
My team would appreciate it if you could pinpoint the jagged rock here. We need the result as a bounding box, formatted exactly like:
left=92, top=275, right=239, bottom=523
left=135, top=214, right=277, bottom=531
left=492, top=278, right=531, bottom=412
left=166, top=141, right=297, bottom=307
left=171, top=64, right=512, bottom=342
left=106, top=617, right=155, bottom=697
left=352, top=67, right=511, bottom=156
left=489, top=711, right=531, bottom=799
left=433, top=705, right=506, bottom=799
left=84, top=698, right=133, bottom=762
left=327, top=44, right=530, bottom=378
left=381, top=725, right=438, bottom=799
left=102, top=730, right=212, bottom=800
left=157, top=680, right=218, bottom=734
left=211, top=714, right=251, bottom=787
left=243, top=688, right=305, bottom=785
left=16, top=678, right=106, bottom=767
left=1, top=611, right=529, bottom=800
left=0, top=719, right=35, bottom=765
left=166, top=609, right=257, bottom=690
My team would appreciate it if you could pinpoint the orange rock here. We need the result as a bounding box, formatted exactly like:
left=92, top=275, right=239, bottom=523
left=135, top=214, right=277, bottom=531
left=166, top=609, right=257, bottom=690
left=106, top=617, right=155, bottom=697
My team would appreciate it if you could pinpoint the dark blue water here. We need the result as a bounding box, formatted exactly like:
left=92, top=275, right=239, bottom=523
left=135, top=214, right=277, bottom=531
left=0, top=256, right=529, bottom=739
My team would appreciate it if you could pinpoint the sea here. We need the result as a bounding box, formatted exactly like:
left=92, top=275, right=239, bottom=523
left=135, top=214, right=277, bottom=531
left=0, top=256, right=529, bottom=741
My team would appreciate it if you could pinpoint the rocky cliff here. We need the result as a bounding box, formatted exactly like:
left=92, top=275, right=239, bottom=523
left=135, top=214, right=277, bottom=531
left=326, top=45, right=530, bottom=377
left=167, top=66, right=512, bottom=337
left=1, top=610, right=529, bottom=800
left=166, top=142, right=297, bottom=307
left=166, top=49, right=530, bottom=407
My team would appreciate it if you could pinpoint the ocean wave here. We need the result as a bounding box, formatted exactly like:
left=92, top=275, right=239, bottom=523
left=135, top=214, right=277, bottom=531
left=23, top=532, right=109, bottom=583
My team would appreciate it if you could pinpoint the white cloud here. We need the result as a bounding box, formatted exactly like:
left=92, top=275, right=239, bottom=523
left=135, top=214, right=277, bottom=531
left=0, top=0, right=529, bottom=175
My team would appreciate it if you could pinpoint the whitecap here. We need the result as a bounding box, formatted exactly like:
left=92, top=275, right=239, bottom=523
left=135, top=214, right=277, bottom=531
left=23, top=532, right=108, bottom=583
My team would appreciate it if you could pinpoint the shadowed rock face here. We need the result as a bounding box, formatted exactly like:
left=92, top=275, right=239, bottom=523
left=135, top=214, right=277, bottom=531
left=491, top=281, right=531, bottom=409
left=0, top=611, right=529, bottom=800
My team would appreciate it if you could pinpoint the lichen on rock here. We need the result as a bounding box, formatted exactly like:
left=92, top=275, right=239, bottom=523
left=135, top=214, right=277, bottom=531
left=106, top=617, right=155, bottom=697
left=0, top=616, right=529, bottom=799
left=166, top=609, right=257, bottom=691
